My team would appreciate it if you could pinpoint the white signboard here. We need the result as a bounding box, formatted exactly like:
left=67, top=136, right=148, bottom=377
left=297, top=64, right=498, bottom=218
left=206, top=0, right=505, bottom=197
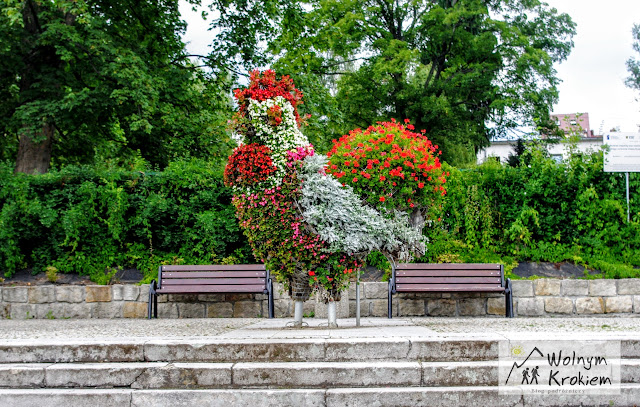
left=603, top=132, right=640, bottom=172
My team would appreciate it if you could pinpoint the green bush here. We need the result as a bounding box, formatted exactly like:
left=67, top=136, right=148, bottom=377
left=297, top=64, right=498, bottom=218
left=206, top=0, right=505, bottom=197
left=0, top=159, right=251, bottom=283
left=421, top=143, right=640, bottom=279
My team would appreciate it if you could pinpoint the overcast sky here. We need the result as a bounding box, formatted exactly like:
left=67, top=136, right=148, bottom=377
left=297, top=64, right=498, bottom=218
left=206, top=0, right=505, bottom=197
left=549, top=0, right=640, bottom=133
left=179, top=1, right=640, bottom=134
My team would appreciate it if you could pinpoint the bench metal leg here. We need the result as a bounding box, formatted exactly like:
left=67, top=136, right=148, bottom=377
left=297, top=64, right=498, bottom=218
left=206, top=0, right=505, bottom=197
left=267, top=279, right=274, bottom=319
left=388, top=281, right=393, bottom=319
left=505, top=278, right=514, bottom=318
left=147, top=281, right=153, bottom=319
left=148, top=280, right=158, bottom=319
left=154, top=291, right=158, bottom=318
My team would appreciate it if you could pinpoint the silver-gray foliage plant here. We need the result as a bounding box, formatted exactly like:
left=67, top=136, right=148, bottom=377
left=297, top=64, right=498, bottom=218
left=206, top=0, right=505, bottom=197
left=297, top=154, right=426, bottom=262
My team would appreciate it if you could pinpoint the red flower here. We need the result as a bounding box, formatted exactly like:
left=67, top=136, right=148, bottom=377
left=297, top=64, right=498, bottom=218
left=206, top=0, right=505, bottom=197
left=309, top=271, right=315, bottom=276
left=379, top=196, right=385, bottom=202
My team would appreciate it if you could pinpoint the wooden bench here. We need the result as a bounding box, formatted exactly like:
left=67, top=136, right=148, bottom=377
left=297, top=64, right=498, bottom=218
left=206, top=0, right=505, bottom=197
left=148, top=264, right=274, bottom=319
left=387, top=263, right=513, bottom=318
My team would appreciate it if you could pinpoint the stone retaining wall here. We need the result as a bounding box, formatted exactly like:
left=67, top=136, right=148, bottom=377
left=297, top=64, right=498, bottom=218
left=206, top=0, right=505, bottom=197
left=2, top=279, right=640, bottom=319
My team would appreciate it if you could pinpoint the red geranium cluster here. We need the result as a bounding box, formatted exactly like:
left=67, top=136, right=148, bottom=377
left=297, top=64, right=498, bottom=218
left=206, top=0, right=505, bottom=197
left=233, top=70, right=304, bottom=126
left=326, top=119, right=448, bottom=215
left=224, top=143, right=277, bottom=188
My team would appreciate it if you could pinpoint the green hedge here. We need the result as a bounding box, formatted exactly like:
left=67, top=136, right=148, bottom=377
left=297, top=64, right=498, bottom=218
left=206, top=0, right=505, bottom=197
left=2, top=143, right=638, bottom=284
left=0, top=159, right=251, bottom=283
left=421, top=144, right=640, bottom=278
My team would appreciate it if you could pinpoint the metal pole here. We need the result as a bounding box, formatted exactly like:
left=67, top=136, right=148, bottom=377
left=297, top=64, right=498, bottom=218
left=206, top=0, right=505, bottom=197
left=627, top=172, right=631, bottom=223
left=356, top=271, right=361, bottom=327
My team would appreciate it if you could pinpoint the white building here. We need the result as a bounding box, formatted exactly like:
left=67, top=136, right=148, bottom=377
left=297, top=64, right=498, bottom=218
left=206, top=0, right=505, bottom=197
left=477, top=136, right=603, bottom=164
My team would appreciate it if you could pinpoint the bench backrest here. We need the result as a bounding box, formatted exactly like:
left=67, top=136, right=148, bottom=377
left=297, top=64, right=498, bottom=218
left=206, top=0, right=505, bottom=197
left=157, top=264, right=269, bottom=294
left=394, top=263, right=504, bottom=293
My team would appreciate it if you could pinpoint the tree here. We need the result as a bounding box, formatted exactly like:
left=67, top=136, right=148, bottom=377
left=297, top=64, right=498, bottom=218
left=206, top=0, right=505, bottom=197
left=506, top=139, right=526, bottom=167
left=627, top=24, right=640, bottom=95
left=1, top=0, right=233, bottom=173
left=207, top=0, right=575, bottom=164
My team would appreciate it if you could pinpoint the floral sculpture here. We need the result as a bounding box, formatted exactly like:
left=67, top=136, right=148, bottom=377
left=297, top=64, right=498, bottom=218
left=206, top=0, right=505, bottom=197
left=225, top=70, right=447, bottom=327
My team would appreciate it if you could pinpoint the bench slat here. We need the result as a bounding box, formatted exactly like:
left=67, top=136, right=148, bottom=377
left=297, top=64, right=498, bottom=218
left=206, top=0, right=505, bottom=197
left=397, top=270, right=501, bottom=277
left=396, top=277, right=502, bottom=284
left=156, top=284, right=267, bottom=294
left=162, top=264, right=266, bottom=271
left=162, top=271, right=266, bottom=278
left=396, top=284, right=505, bottom=292
left=161, top=278, right=265, bottom=286
left=396, top=263, right=501, bottom=270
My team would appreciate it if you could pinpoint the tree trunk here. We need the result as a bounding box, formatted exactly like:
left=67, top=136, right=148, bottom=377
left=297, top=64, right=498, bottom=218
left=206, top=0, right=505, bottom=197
left=14, top=124, right=54, bottom=174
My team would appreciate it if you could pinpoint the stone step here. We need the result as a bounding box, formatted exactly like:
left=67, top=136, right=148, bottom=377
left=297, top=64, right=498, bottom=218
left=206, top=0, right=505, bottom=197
left=2, top=386, right=640, bottom=407
left=0, top=337, right=498, bottom=363
left=4, top=337, right=640, bottom=364
left=2, top=360, right=640, bottom=389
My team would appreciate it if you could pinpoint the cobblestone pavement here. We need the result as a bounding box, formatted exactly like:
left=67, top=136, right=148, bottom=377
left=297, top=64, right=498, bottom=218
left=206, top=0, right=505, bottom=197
left=1, top=316, right=640, bottom=341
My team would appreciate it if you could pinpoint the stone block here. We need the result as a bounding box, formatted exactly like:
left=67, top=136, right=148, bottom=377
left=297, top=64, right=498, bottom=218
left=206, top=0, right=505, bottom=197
left=534, top=279, right=561, bottom=296
left=3, top=287, right=28, bottom=303
left=487, top=298, right=507, bottom=316
left=458, top=298, right=486, bottom=316
left=589, top=280, right=616, bottom=297
left=233, top=361, right=420, bottom=388
left=28, top=286, right=56, bottom=303
left=141, top=284, right=151, bottom=298
left=131, top=389, right=325, bottom=406
left=364, top=282, right=387, bottom=299
left=226, top=293, right=254, bottom=302
left=605, top=296, right=633, bottom=313
left=178, top=303, right=206, bottom=318
left=233, top=301, right=261, bottom=318
left=516, top=297, right=544, bottom=316
left=273, top=283, right=288, bottom=300
left=167, top=294, right=199, bottom=303
left=371, top=299, right=391, bottom=317
left=635, top=296, right=640, bottom=313
left=91, top=302, right=122, bottom=318
left=112, top=284, right=124, bottom=301
left=561, top=280, right=588, bottom=296
left=198, top=294, right=225, bottom=302
left=0, top=304, right=9, bottom=319
left=350, top=299, right=372, bottom=317
left=10, top=304, right=36, bottom=319
left=112, top=285, right=139, bottom=301
left=274, top=299, right=291, bottom=317
left=85, top=286, right=112, bottom=302
left=123, top=302, right=147, bottom=318
left=158, top=303, right=178, bottom=318
left=576, top=297, right=604, bottom=314
left=36, top=303, right=66, bottom=319
left=63, top=303, right=91, bottom=318
left=427, top=299, right=456, bottom=316
left=132, top=363, right=233, bottom=389
left=618, top=279, right=640, bottom=295
left=398, top=299, right=426, bottom=316
left=0, top=364, right=46, bottom=387
left=544, top=297, right=574, bottom=314
left=56, top=286, right=84, bottom=303
left=304, top=300, right=315, bottom=317
left=348, top=283, right=363, bottom=299
left=207, top=302, right=233, bottom=318
left=511, top=280, right=533, bottom=297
